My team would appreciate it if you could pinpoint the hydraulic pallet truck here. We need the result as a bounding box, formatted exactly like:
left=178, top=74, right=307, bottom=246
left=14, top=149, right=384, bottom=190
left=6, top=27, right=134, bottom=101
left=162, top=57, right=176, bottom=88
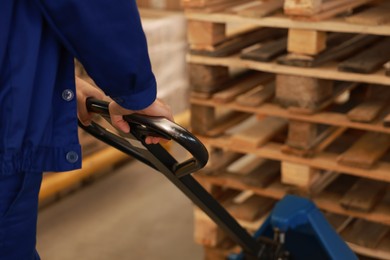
left=79, top=98, right=358, bottom=260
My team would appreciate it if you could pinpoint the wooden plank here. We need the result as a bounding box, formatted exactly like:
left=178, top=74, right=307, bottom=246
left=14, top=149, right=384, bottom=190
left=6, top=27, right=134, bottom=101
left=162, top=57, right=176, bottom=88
left=277, top=34, right=381, bottom=68
left=226, top=194, right=274, bottom=222
left=234, top=0, right=283, bottom=18
left=342, top=219, right=389, bottom=249
left=190, top=27, right=286, bottom=57
left=235, top=82, right=275, bottom=107
left=301, top=0, right=376, bottom=21
left=284, top=0, right=323, bottom=16
left=241, top=37, right=287, bottom=62
left=206, top=111, right=251, bottom=137
left=212, top=72, right=273, bottom=103
left=345, top=5, right=390, bottom=26
left=347, top=100, right=388, bottom=123
left=287, top=29, right=326, bottom=55
left=188, top=54, right=390, bottom=86
left=228, top=116, right=287, bottom=149
left=340, top=178, right=388, bottom=212
left=337, top=132, right=390, bottom=169
left=339, top=38, right=390, bottom=74
left=227, top=154, right=266, bottom=176
left=185, top=11, right=390, bottom=37
left=204, top=150, right=243, bottom=174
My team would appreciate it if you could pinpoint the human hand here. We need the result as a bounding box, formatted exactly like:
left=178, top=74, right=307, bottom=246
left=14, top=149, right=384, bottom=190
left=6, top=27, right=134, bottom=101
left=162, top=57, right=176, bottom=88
left=76, top=76, right=106, bottom=126
left=109, top=99, right=174, bottom=145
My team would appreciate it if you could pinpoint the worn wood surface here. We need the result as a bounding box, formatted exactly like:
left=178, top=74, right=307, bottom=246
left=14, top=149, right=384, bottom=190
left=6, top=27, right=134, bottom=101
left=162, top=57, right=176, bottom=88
left=347, top=100, right=388, bottom=123
left=281, top=161, right=320, bottom=187
left=189, top=64, right=229, bottom=94
left=212, top=72, right=273, bottom=103
left=276, top=74, right=333, bottom=110
left=241, top=37, right=287, bottom=62
left=233, top=0, right=283, bottom=18
left=188, top=20, right=225, bottom=47
left=339, top=37, right=390, bottom=74
left=337, top=132, right=390, bottom=169
left=191, top=27, right=285, bottom=57
left=235, top=82, right=275, bottom=107
left=228, top=116, right=287, bottom=149
left=345, top=5, right=390, bottom=26
left=277, top=34, right=380, bottom=68
left=342, top=219, right=389, bottom=248
left=340, top=178, right=388, bottom=212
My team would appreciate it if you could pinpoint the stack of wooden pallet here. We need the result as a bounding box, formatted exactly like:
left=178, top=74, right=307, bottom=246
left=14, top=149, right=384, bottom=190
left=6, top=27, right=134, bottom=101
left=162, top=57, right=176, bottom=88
left=183, top=0, right=390, bottom=259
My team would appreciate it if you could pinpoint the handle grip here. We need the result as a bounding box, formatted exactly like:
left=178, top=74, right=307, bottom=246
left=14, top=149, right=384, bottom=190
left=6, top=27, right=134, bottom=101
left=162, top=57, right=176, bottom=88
left=84, top=98, right=209, bottom=177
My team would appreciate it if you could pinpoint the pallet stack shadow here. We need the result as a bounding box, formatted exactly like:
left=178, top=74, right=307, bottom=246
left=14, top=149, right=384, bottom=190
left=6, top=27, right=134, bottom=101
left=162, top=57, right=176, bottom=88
left=182, top=0, right=390, bottom=259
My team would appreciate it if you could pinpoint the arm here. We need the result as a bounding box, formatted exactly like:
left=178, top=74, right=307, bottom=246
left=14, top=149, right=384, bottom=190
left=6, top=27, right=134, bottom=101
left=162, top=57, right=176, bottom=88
left=35, top=0, right=173, bottom=142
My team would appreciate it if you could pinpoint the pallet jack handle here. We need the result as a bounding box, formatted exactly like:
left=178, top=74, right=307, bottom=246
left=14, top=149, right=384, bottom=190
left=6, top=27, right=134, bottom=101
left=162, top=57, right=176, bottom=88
left=79, top=98, right=263, bottom=258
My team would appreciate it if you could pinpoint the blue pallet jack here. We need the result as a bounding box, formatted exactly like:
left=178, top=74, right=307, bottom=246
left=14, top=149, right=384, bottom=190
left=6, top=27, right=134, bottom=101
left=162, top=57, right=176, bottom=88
left=80, top=98, right=358, bottom=260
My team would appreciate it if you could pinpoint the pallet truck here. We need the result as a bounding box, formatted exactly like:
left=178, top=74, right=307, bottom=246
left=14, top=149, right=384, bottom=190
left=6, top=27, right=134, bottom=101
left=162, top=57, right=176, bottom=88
left=79, top=98, right=358, bottom=260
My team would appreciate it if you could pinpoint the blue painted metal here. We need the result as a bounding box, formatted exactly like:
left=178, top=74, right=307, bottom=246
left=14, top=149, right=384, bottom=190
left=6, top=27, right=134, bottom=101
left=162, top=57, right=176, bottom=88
left=229, top=195, right=357, bottom=260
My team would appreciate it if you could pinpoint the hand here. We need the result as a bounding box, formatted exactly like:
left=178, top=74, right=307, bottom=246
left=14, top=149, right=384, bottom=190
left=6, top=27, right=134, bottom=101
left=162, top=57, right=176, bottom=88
left=109, top=99, right=174, bottom=145
left=76, top=76, right=106, bottom=125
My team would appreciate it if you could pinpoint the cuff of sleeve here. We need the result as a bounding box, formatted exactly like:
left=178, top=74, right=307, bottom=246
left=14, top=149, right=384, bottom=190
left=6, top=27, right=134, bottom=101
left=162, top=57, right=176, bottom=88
left=111, top=79, right=157, bottom=111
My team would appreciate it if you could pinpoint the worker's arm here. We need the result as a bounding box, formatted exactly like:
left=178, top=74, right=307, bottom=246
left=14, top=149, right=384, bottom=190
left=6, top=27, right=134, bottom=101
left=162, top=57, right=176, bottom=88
left=34, top=0, right=173, bottom=142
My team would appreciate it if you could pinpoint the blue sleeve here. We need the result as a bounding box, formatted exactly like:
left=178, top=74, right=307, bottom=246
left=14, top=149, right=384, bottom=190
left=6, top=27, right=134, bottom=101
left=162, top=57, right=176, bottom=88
left=34, top=0, right=156, bottom=110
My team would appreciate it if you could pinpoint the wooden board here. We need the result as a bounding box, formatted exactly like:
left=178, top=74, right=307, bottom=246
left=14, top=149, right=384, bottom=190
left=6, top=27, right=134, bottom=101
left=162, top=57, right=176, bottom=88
left=345, top=5, right=390, bottom=26
left=337, top=132, right=390, bottom=169
left=233, top=0, right=283, bottom=18
left=277, top=34, right=381, bottom=68
left=342, top=219, right=389, bottom=249
left=206, top=111, right=252, bottom=137
left=289, top=0, right=376, bottom=21
left=281, top=161, right=320, bottom=187
left=225, top=194, right=274, bottom=221
left=347, top=100, right=388, bottom=123
left=190, top=27, right=286, bottom=57
left=338, top=37, right=390, bottom=74
left=228, top=116, right=287, bottom=149
left=340, top=178, right=388, bottom=212
left=235, top=82, right=275, bottom=107
left=284, top=0, right=322, bottom=16
left=227, top=154, right=266, bottom=176
left=212, top=72, right=273, bottom=103
left=241, top=37, right=287, bottom=62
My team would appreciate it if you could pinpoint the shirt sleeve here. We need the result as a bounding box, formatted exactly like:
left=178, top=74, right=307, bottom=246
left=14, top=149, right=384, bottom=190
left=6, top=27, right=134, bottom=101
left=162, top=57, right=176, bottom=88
left=34, top=0, right=156, bottom=110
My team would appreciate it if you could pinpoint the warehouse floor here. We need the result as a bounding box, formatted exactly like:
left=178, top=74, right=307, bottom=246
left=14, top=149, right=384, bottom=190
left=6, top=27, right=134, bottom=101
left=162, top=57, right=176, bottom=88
left=36, top=155, right=203, bottom=260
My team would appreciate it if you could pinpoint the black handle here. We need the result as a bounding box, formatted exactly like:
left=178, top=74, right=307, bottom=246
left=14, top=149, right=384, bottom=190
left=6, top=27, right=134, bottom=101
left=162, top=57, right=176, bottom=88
left=80, top=98, right=263, bottom=257
left=84, top=98, right=209, bottom=177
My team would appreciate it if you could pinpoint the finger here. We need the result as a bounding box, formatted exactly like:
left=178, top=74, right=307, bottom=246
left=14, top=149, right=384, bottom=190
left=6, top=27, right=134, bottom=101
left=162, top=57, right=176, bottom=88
left=111, top=114, right=130, bottom=133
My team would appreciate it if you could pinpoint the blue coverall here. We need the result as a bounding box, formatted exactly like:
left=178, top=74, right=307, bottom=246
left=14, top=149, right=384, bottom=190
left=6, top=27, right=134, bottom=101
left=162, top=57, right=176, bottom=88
left=1, top=0, right=157, bottom=258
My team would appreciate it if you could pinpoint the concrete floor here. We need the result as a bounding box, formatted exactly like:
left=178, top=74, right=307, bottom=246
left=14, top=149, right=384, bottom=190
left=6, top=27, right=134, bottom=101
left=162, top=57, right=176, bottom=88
left=36, top=158, right=203, bottom=260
